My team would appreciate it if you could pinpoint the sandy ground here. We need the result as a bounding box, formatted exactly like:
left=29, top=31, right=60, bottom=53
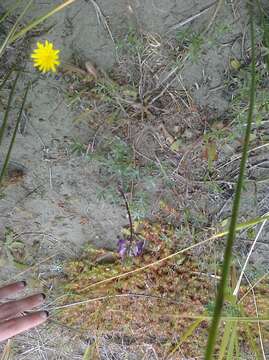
left=0, top=0, right=269, bottom=358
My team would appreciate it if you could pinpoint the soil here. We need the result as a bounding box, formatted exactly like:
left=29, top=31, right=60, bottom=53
left=0, top=0, right=269, bottom=359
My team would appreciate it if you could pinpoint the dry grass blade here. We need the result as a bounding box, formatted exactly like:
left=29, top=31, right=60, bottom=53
left=203, top=0, right=225, bottom=34
left=169, top=1, right=217, bottom=31
left=49, top=292, right=179, bottom=311
left=89, top=0, right=115, bottom=45
left=242, top=272, right=266, bottom=359
left=0, top=340, right=12, bottom=360
left=233, top=219, right=267, bottom=297
left=239, top=272, right=269, bottom=304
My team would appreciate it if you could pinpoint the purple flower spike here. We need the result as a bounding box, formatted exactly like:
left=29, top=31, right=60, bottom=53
left=117, top=238, right=127, bottom=257
left=133, top=240, right=144, bottom=256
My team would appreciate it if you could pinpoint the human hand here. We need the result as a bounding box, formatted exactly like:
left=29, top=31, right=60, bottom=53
left=0, top=281, right=48, bottom=342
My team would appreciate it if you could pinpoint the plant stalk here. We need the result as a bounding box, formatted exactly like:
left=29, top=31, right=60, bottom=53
left=204, top=5, right=256, bottom=359
left=0, top=71, right=20, bottom=147
left=0, top=81, right=30, bottom=184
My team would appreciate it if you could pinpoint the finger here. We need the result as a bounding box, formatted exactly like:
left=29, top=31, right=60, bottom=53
left=0, top=311, right=48, bottom=342
left=0, top=293, right=46, bottom=322
left=0, top=282, right=27, bottom=299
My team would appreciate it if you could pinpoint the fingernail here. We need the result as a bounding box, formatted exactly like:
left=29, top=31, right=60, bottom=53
left=42, top=310, right=49, bottom=319
left=40, top=293, right=46, bottom=301
left=19, top=280, right=27, bottom=287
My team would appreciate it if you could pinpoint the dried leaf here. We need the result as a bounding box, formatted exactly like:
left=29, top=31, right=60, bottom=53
left=85, top=61, right=98, bottom=79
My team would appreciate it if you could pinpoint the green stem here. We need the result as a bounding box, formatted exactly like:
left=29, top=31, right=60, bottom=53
left=0, top=71, right=20, bottom=147
left=0, top=68, right=14, bottom=91
left=0, top=0, right=33, bottom=59
left=204, top=5, right=256, bottom=360
left=258, top=1, right=269, bottom=71
left=0, top=0, right=23, bottom=25
left=0, top=82, right=30, bottom=184
left=9, top=0, right=78, bottom=44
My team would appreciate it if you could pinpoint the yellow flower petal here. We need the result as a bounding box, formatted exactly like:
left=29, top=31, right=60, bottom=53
left=30, top=40, right=61, bottom=73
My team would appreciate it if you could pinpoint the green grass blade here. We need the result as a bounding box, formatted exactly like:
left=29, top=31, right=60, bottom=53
left=235, top=328, right=240, bottom=359
left=82, top=345, right=91, bottom=359
left=0, top=81, right=30, bottom=184
left=230, top=214, right=269, bottom=231
left=256, top=0, right=269, bottom=71
left=0, top=0, right=33, bottom=59
left=157, top=314, right=269, bottom=322
left=0, top=71, right=20, bottom=147
left=204, top=4, right=256, bottom=359
left=261, top=16, right=269, bottom=71
left=0, top=68, right=14, bottom=91
left=240, top=303, right=263, bottom=360
left=243, top=321, right=262, bottom=360
left=167, top=317, right=205, bottom=358
left=82, top=341, right=99, bottom=359
left=9, top=0, right=78, bottom=44
left=226, top=323, right=237, bottom=360
left=218, top=321, right=233, bottom=360
left=0, top=0, right=23, bottom=25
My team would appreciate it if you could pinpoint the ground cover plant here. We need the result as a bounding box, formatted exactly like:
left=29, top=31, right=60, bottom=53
left=0, top=0, right=269, bottom=359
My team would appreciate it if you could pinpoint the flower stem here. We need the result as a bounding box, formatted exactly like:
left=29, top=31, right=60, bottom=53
left=204, top=4, right=256, bottom=359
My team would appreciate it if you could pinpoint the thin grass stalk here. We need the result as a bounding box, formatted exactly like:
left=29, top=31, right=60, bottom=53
left=238, top=272, right=268, bottom=304
left=226, top=323, right=237, bottom=359
left=9, top=0, right=78, bottom=44
left=0, top=68, right=14, bottom=91
left=0, top=71, right=20, bottom=147
left=243, top=316, right=263, bottom=359
left=0, top=81, right=30, bottom=184
left=261, top=14, right=269, bottom=71
left=0, top=0, right=23, bottom=24
left=82, top=343, right=98, bottom=360
left=0, top=0, right=33, bottom=58
left=218, top=321, right=234, bottom=360
left=204, top=5, right=256, bottom=359
left=256, top=0, right=269, bottom=71
left=243, top=272, right=266, bottom=359
left=167, top=317, right=205, bottom=358
left=233, top=219, right=267, bottom=297
left=235, top=334, right=239, bottom=359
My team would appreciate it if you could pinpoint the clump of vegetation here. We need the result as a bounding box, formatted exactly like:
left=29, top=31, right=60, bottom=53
left=59, top=221, right=212, bottom=358
left=175, top=29, right=205, bottom=63
left=58, top=220, right=269, bottom=358
left=71, top=135, right=160, bottom=218
left=1, top=1, right=269, bottom=359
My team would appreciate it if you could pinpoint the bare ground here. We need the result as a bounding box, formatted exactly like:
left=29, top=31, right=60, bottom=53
left=0, top=0, right=269, bottom=358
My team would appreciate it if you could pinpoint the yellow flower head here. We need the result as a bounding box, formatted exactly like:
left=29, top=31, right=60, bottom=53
left=31, top=40, right=60, bottom=73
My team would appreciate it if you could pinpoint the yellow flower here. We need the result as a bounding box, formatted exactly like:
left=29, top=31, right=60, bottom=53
left=31, top=40, right=60, bottom=73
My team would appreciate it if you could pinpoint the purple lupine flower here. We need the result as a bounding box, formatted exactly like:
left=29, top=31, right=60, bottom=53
left=133, top=240, right=145, bottom=256
left=117, top=238, right=127, bottom=257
